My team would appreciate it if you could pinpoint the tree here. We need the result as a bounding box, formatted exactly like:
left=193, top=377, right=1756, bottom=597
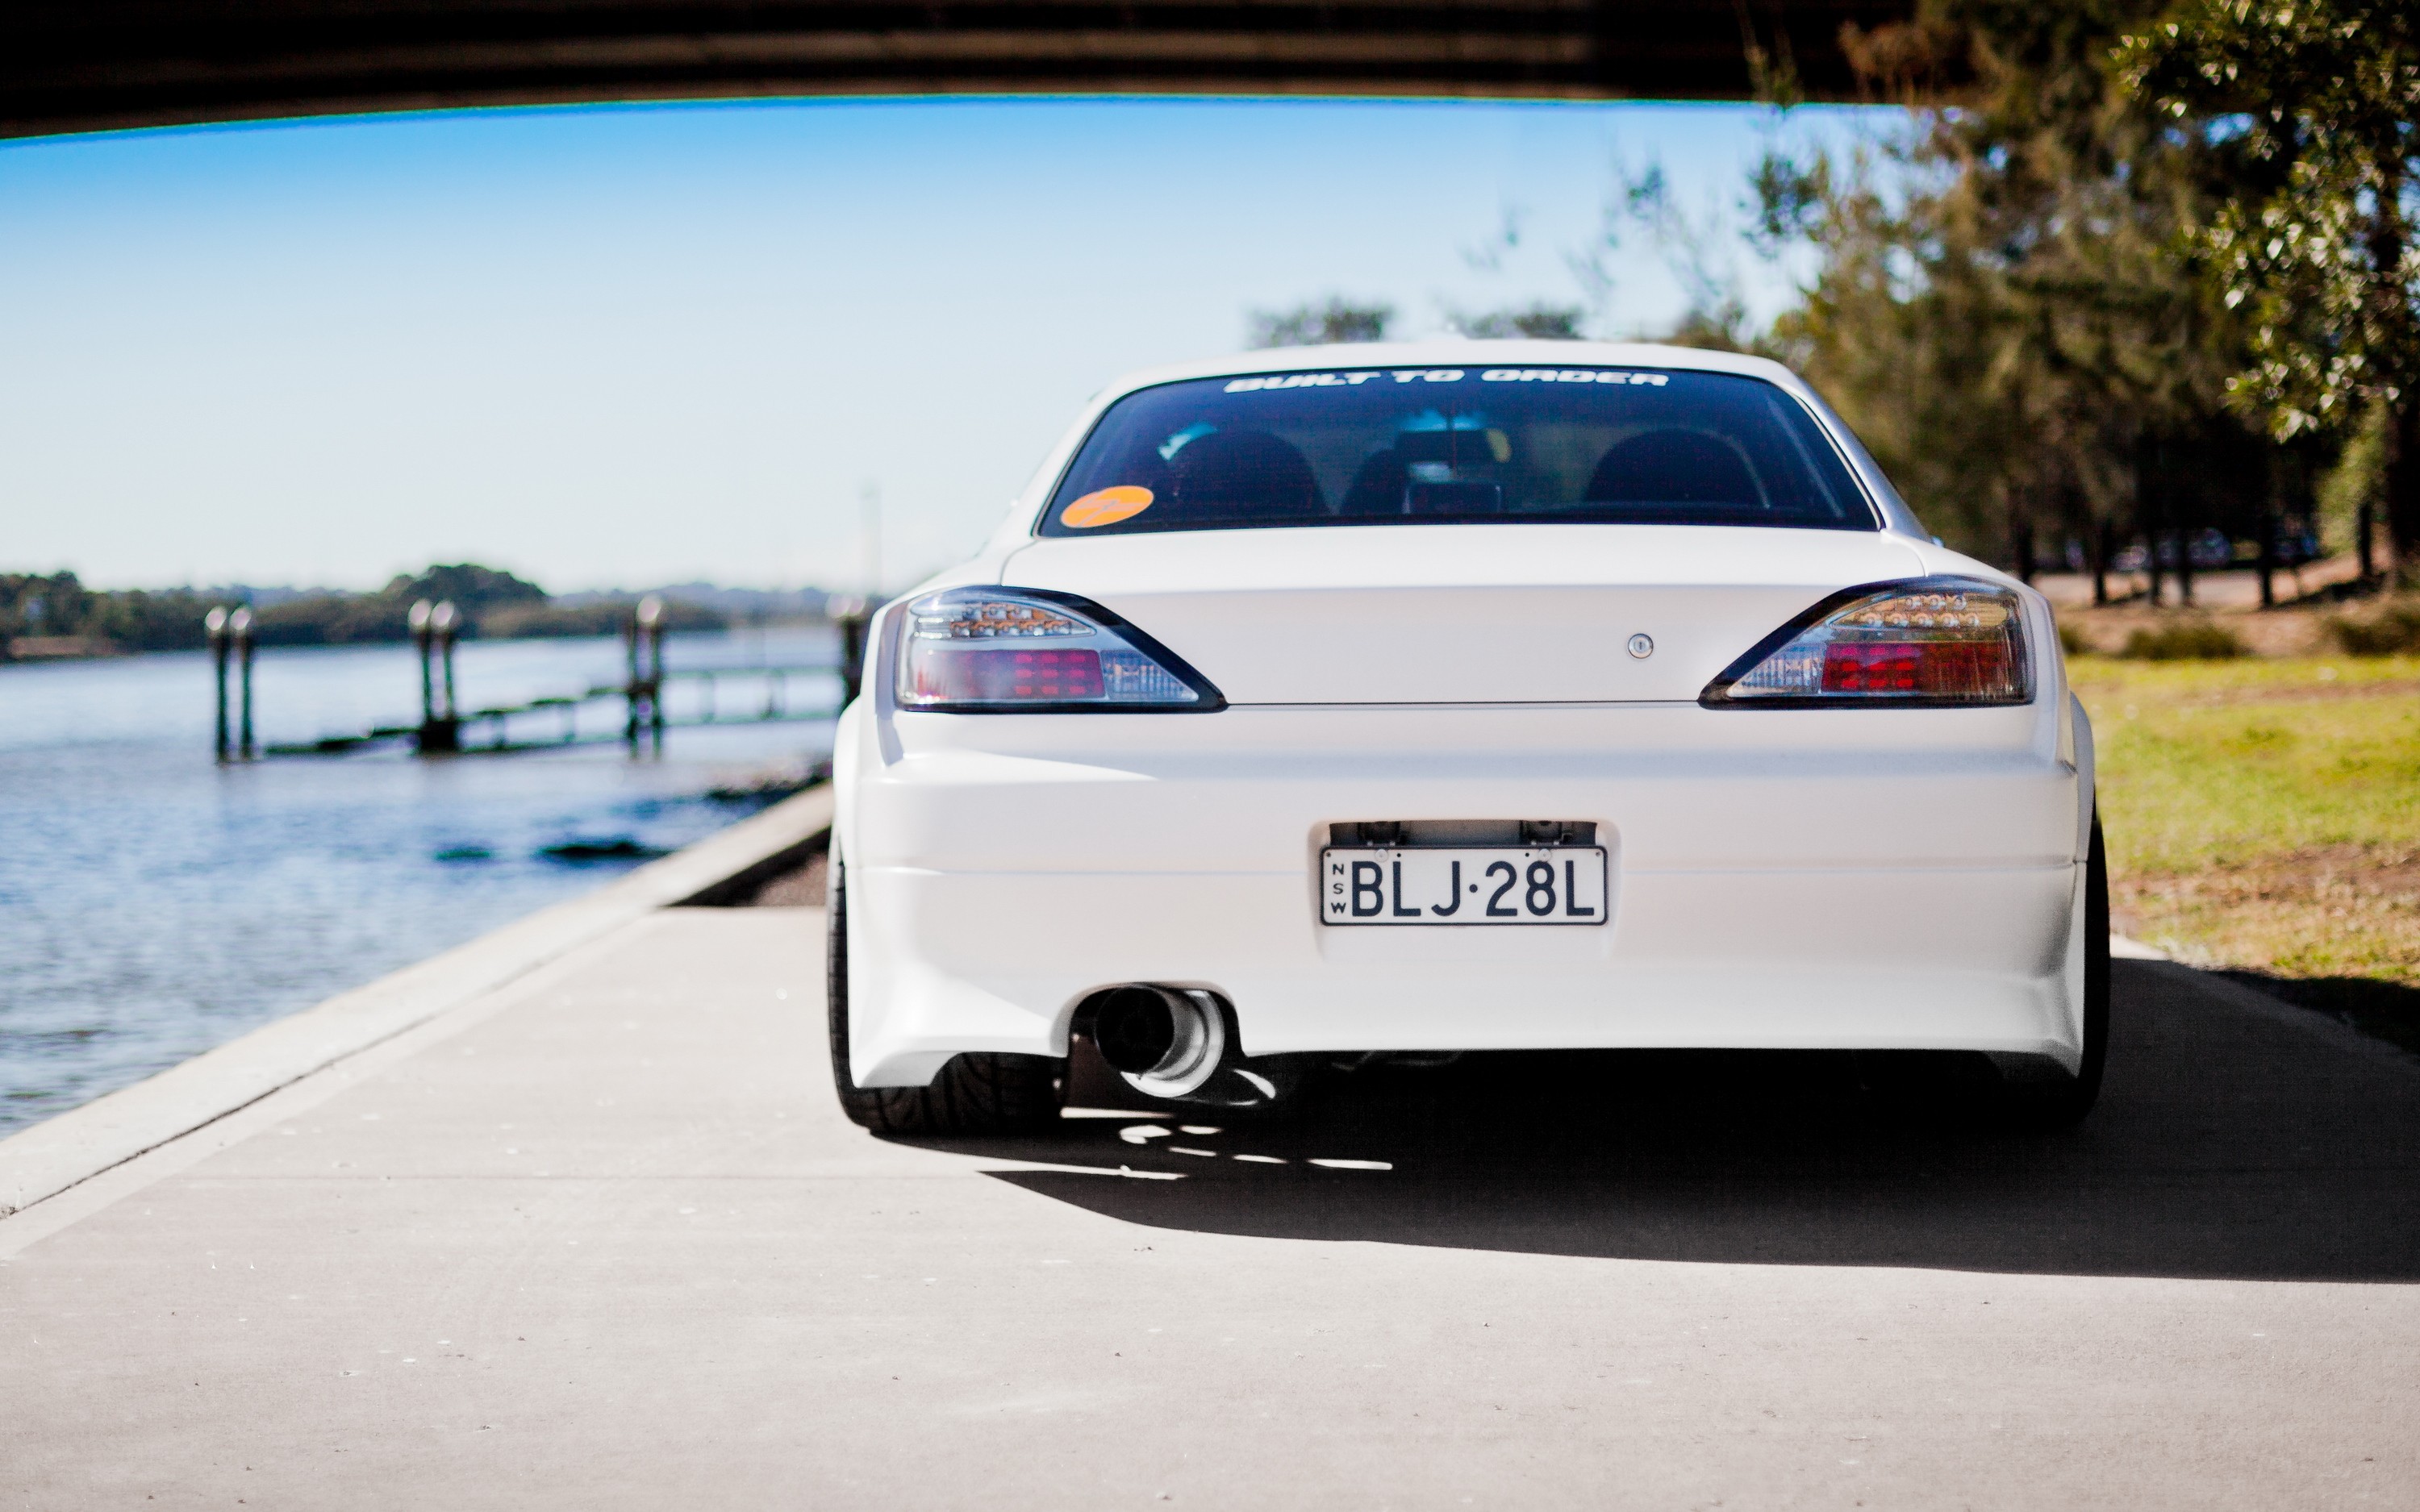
left=1245, top=298, right=1393, bottom=348
left=386, top=562, right=546, bottom=613
left=1446, top=304, right=1586, bottom=339
left=1755, top=0, right=2261, bottom=589
left=2123, top=0, right=2420, bottom=580
left=1, top=571, right=220, bottom=653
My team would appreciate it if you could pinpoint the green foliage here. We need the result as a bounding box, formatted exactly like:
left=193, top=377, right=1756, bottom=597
left=2, top=572, right=225, bottom=652
left=1757, top=0, right=2249, bottom=565
left=1446, top=304, right=1585, bottom=339
left=2120, top=620, right=2249, bottom=659
left=385, top=563, right=546, bottom=612
left=83, top=588, right=233, bottom=651
left=2329, top=599, right=2420, bottom=655
left=2, top=571, right=92, bottom=640
left=2, top=563, right=724, bottom=657
left=249, top=564, right=546, bottom=645
left=2122, top=1, right=2420, bottom=437
left=2059, top=619, right=2095, bottom=656
left=1245, top=298, right=1393, bottom=348
left=248, top=593, right=416, bottom=646
left=2122, top=0, right=2420, bottom=564
left=247, top=569, right=724, bottom=644
left=2314, top=402, right=2389, bottom=555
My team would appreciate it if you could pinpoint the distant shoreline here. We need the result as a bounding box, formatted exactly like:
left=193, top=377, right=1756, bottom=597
left=3, top=563, right=854, bottom=664
left=1, top=619, right=839, bottom=667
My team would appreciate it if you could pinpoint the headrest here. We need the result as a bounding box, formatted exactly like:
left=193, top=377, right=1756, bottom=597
left=1338, top=448, right=1411, bottom=515
left=1586, top=430, right=1760, bottom=506
left=1168, top=429, right=1323, bottom=519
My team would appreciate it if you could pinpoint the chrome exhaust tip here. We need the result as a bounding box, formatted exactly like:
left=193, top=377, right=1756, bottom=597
left=1088, top=984, right=1230, bottom=1099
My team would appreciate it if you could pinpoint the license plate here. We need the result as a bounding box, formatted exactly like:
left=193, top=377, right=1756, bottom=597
left=1319, top=847, right=1609, bottom=927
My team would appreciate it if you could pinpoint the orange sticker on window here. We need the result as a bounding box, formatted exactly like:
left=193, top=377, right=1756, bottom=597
left=1060, top=485, right=1154, bottom=528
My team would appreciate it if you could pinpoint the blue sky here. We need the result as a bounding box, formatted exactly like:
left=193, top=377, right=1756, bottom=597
left=0, top=98, right=1894, bottom=594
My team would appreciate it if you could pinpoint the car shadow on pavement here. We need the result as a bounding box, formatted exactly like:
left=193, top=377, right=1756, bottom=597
left=908, top=962, right=2420, bottom=1281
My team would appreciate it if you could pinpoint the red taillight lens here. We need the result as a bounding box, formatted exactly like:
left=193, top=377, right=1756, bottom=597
left=1704, top=577, right=2032, bottom=707
left=908, top=648, right=1105, bottom=703
left=894, top=588, right=1220, bottom=712
left=1821, top=639, right=2009, bottom=697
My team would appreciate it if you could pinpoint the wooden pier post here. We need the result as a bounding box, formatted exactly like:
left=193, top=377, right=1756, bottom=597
left=409, top=599, right=436, bottom=734
left=411, top=599, right=461, bottom=754
left=231, top=607, right=256, bottom=760
left=638, top=596, right=666, bottom=752
left=205, top=606, right=233, bottom=762
left=623, top=610, right=642, bottom=750
left=436, top=601, right=460, bottom=727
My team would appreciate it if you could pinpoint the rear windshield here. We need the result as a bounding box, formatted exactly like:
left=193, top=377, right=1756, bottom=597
left=1038, top=366, right=1876, bottom=537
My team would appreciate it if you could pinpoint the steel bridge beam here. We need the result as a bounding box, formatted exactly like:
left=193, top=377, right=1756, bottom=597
left=2, top=2, right=1912, bottom=140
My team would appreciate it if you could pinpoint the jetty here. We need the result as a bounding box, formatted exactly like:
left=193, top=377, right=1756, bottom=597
left=207, top=597, right=871, bottom=761
left=3, top=794, right=2418, bottom=1506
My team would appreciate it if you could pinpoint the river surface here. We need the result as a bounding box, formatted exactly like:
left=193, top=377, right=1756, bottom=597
left=0, top=629, right=841, bottom=1135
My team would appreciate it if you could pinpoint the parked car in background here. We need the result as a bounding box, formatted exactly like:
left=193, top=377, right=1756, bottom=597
left=2272, top=519, right=2323, bottom=568
left=2188, top=528, right=2234, bottom=570
left=828, top=342, right=2105, bottom=1135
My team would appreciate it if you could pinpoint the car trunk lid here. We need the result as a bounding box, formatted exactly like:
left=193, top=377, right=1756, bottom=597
left=999, top=524, right=1930, bottom=704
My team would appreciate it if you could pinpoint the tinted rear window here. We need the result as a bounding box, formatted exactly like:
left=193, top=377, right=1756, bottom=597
left=1039, top=366, right=1876, bottom=537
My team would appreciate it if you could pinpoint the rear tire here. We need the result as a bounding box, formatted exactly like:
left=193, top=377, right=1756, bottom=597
left=826, top=845, right=1062, bottom=1135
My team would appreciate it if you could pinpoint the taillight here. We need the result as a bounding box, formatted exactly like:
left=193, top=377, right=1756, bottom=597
left=1701, top=576, right=2032, bottom=707
left=895, top=588, right=1223, bottom=712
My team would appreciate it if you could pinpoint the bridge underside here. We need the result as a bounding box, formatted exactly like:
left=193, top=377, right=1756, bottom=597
left=3, top=2, right=1911, bottom=140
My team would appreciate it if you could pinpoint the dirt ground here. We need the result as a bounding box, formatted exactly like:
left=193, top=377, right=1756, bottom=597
left=2035, top=553, right=2374, bottom=656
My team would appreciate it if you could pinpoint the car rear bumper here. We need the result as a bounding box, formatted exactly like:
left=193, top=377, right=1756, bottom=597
left=837, top=700, right=2091, bottom=1086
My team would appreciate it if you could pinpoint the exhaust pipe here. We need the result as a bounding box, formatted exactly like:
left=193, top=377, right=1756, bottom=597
left=1089, top=985, right=1229, bottom=1099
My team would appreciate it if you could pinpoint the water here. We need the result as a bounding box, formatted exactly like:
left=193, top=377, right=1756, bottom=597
left=0, top=629, right=842, bottom=1135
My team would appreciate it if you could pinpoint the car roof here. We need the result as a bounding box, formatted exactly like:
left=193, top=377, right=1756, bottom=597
left=1091, top=340, right=1810, bottom=402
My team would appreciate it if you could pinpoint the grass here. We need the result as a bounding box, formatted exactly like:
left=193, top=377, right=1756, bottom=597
left=2070, top=655, right=2420, bottom=986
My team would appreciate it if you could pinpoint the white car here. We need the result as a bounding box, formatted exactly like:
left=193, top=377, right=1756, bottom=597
left=828, top=341, right=2105, bottom=1135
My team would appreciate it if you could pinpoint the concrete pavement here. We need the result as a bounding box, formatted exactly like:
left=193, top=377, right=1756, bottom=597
left=0, top=786, right=832, bottom=1221
left=3, top=906, right=2417, bottom=1509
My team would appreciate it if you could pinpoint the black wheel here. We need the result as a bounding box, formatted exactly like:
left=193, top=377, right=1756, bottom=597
left=1998, top=812, right=2110, bottom=1131
left=826, top=845, right=1062, bottom=1135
